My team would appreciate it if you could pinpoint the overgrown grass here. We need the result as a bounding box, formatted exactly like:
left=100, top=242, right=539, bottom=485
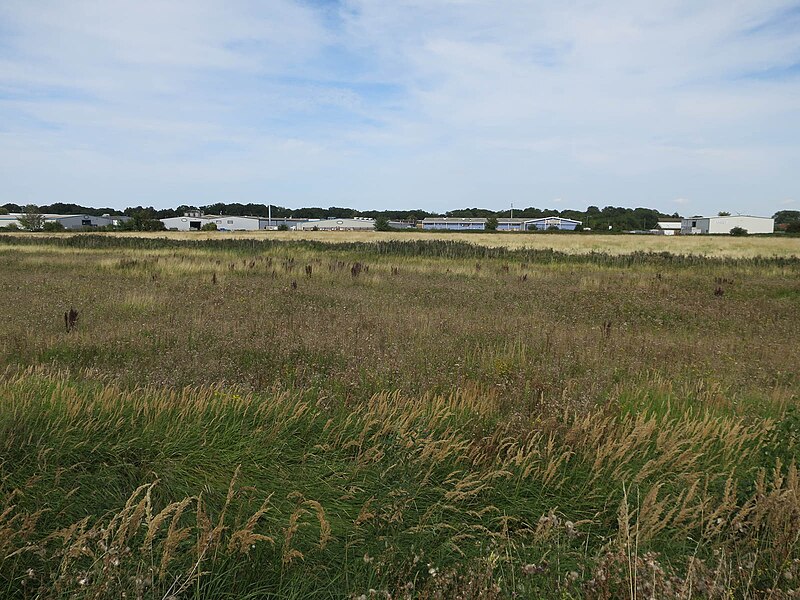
left=6, top=228, right=800, bottom=259
left=3, top=233, right=800, bottom=266
left=1, top=236, right=799, bottom=597
left=2, top=370, right=798, bottom=598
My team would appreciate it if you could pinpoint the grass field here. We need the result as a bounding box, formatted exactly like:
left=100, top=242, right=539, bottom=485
left=10, top=228, right=800, bottom=258
left=1, top=233, right=800, bottom=598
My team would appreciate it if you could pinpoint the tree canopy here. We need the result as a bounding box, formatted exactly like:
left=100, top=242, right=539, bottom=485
left=773, top=210, right=800, bottom=224
left=17, top=205, right=45, bottom=231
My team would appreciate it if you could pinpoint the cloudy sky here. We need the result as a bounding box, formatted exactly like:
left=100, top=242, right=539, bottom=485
left=1, top=1, right=799, bottom=215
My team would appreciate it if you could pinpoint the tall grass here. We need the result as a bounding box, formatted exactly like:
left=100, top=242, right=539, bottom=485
left=0, top=236, right=799, bottom=597
left=1, top=370, right=798, bottom=598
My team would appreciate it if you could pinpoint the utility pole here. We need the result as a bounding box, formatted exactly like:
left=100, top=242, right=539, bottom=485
left=511, top=203, right=514, bottom=219
left=268, top=204, right=272, bottom=228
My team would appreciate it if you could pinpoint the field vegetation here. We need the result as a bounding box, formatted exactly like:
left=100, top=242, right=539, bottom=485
left=5, top=228, right=799, bottom=258
left=1, top=234, right=800, bottom=598
left=115, top=229, right=800, bottom=258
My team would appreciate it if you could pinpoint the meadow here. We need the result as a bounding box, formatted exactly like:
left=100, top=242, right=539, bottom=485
left=111, top=229, right=800, bottom=258
left=1, top=233, right=800, bottom=599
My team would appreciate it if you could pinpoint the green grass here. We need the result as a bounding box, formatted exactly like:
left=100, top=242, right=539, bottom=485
left=1, top=235, right=799, bottom=598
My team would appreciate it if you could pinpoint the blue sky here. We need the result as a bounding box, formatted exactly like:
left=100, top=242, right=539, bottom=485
left=1, top=1, right=799, bottom=215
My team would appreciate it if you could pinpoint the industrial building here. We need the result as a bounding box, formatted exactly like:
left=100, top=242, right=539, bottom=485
left=161, top=213, right=271, bottom=231
left=496, top=218, right=529, bottom=231
left=681, top=215, right=774, bottom=235
left=422, top=216, right=581, bottom=231
left=0, top=213, right=127, bottom=230
left=294, top=217, right=376, bottom=231
left=262, top=217, right=309, bottom=230
left=421, top=217, right=488, bottom=230
left=655, top=220, right=682, bottom=235
left=522, top=216, right=581, bottom=230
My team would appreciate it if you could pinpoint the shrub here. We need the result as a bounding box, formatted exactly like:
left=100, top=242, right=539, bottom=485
left=277, top=224, right=289, bottom=231
left=730, top=226, right=748, bottom=236
left=201, top=222, right=218, bottom=231
left=43, top=221, right=66, bottom=232
left=786, top=222, right=800, bottom=234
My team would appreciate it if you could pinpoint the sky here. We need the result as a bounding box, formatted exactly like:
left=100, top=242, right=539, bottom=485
left=1, top=1, right=799, bottom=216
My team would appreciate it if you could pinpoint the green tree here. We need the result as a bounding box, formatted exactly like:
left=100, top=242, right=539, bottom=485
left=485, top=216, right=498, bottom=231
left=17, top=205, right=45, bottom=231
left=42, top=221, right=66, bottom=232
left=374, top=216, right=392, bottom=231
left=119, top=208, right=165, bottom=231
left=730, top=226, right=748, bottom=236
left=201, top=222, right=218, bottom=231
left=0, top=207, right=8, bottom=215
left=773, top=210, right=800, bottom=225
left=718, top=211, right=731, bottom=216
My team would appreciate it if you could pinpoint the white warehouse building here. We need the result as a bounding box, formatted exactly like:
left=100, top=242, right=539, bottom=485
left=681, top=215, right=774, bottom=235
left=161, top=213, right=273, bottom=231
left=0, top=213, right=127, bottom=230
left=295, top=218, right=376, bottom=231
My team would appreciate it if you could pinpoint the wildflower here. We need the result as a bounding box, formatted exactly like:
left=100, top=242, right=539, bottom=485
left=522, top=563, right=547, bottom=575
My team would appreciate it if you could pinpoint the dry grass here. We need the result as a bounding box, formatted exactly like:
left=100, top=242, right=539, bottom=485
left=120, top=230, right=800, bottom=258
left=0, top=236, right=799, bottom=597
left=4, top=228, right=800, bottom=257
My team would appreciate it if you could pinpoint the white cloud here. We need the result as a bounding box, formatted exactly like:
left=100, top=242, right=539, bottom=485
left=0, top=0, right=799, bottom=213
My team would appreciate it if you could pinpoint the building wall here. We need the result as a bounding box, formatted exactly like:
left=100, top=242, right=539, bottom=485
left=161, top=215, right=266, bottom=231
left=0, top=215, right=22, bottom=228
left=525, top=218, right=579, bottom=231
left=681, top=216, right=774, bottom=234
left=681, top=218, right=709, bottom=234
left=422, top=221, right=485, bottom=230
left=496, top=221, right=527, bottom=231
left=262, top=217, right=308, bottom=230
left=707, top=216, right=773, bottom=234
left=55, top=215, right=114, bottom=229
left=161, top=217, right=206, bottom=231
left=208, top=217, right=262, bottom=231
left=1, top=214, right=115, bottom=230
left=296, top=219, right=376, bottom=230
